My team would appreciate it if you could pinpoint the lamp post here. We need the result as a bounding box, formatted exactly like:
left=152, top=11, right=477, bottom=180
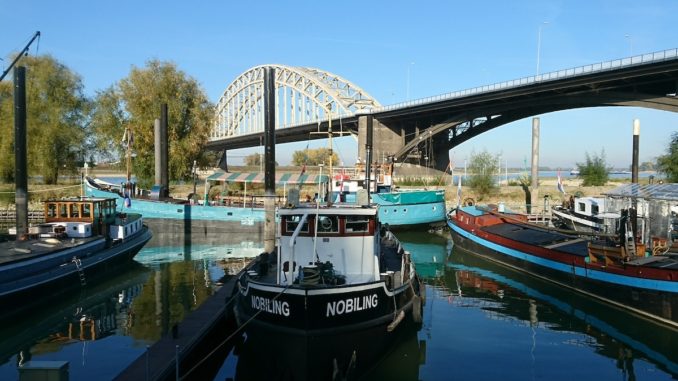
left=536, top=21, right=549, bottom=76
left=625, top=34, right=634, bottom=56
left=406, top=62, right=415, bottom=100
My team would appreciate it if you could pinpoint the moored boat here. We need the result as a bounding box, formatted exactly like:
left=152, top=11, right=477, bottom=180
left=84, top=176, right=264, bottom=228
left=331, top=161, right=447, bottom=229
left=447, top=204, right=678, bottom=328
left=85, top=173, right=328, bottom=238
left=232, top=195, right=425, bottom=379
left=0, top=197, right=152, bottom=302
left=551, top=195, right=621, bottom=233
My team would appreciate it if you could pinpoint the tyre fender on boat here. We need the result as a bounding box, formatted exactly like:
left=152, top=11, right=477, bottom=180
left=412, top=295, right=423, bottom=323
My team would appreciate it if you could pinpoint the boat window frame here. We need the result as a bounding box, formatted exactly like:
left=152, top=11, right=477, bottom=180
left=345, top=215, right=370, bottom=233
left=316, top=215, right=340, bottom=235
left=284, top=214, right=309, bottom=234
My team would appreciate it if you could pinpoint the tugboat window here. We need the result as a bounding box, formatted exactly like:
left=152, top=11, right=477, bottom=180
left=286, top=215, right=309, bottom=233
left=318, top=215, right=339, bottom=233
left=346, top=216, right=368, bottom=232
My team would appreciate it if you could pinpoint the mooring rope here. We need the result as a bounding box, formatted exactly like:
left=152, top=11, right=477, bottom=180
left=179, top=280, right=290, bottom=381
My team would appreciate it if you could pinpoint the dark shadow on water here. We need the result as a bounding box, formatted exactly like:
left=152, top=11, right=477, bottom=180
left=221, top=321, right=423, bottom=381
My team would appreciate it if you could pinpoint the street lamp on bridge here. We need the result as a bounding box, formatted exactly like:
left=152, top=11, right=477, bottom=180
left=536, top=21, right=549, bottom=76
left=407, top=62, right=415, bottom=100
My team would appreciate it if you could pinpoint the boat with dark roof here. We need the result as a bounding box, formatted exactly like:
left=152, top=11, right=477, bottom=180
left=232, top=192, right=425, bottom=379
left=447, top=204, right=678, bottom=329
left=0, top=197, right=152, bottom=302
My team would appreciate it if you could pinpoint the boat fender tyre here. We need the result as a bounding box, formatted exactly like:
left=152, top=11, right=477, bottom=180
left=463, top=198, right=475, bottom=206
left=412, top=295, right=423, bottom=323
left=419, top=278, right=427, bottom=306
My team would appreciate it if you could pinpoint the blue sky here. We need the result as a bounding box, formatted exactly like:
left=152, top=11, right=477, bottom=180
left=1, top=0, right=677, bottom=169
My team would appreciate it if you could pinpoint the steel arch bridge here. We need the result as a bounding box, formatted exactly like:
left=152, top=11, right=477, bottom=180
left=212, top=65, right=381, bottom=139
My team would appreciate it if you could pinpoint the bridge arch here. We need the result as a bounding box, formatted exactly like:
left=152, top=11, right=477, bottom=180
left=212, top=65, right=381, bottom=139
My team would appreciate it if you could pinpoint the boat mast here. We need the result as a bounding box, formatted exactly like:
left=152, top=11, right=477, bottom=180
left=0, top=31, right=40, bottom=82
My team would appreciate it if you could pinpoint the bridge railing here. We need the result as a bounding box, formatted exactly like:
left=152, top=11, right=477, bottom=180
left=376, top=48, right=678, bottom=113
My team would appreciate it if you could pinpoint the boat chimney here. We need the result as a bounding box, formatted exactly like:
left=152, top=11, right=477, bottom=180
left=365, top=115, right=373, bottom=202
left=529, top=117, right=540, bottom=214
left=632, top=119, right=640, bottom=184
left=14, top=66, right=28, bottom=239
left=263, top=67, right=276, bottom=253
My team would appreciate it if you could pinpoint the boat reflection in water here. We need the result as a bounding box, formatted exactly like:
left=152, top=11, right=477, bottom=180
left=447, top=245, right=678, bottom=380
left=231, top=319, right=424, bottom=381
left=398, top=231, right=449, bottom=281
left=0, top=228, right=256, bottom=381
left=0, top=263, right=151, bottom=377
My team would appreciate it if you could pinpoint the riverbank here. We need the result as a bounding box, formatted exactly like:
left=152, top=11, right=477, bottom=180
left=0, top=168, right=647, bottom=213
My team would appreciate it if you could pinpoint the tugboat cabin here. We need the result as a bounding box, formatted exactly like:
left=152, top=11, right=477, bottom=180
left=277, top=206, right=380, bottom=286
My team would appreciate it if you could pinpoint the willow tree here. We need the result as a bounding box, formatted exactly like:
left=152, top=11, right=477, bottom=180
left=466, top=149, right=500, bottom=201
left=656, top=132, right=678, bottom=182
left=0, top=55, right=89, bottom=183
left=576, top=150, right=610, bottom=186
left=91, top=60, right=213, bottom=188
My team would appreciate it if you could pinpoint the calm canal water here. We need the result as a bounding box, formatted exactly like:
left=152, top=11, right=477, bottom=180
left=1, top=228, right=676, bottom=380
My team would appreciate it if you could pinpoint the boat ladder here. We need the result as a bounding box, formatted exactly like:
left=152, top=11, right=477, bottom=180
left=72, top=257, right=87, bottom=286
left=624, top=219, right=637, bottom=259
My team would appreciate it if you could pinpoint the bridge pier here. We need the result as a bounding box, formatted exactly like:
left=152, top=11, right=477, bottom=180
left=217, top=149, right=228, bottom=171
left=431, top=136, right=451, bottom=172
left=357, top=116, right=403, bottom=164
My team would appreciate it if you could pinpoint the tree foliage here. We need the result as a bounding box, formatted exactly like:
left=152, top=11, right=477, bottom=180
left=292, top=148, right=339, bottom=166
left=656, top=132, right=678, bottom=182
left=639, top=161, right=655, bottom=171
left=90, top=60, right=213, bottom=188
left=576, top=150, right=610, bottom=186
left=0, top=55, right=89, bottom=184
left=244, top=152, right=277, bottom=167
left=466, top=149, right=499, bottom=200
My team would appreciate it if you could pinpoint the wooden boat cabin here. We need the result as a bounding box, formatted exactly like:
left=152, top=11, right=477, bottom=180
left=42, top=198, right=125, bottom=238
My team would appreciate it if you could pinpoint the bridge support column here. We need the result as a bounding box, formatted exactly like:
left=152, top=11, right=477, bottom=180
left=357, top=116, right=403, bottom=164
left=432, top=136, right=451, bottom=172
left=217, top=149, right=228, bottom=171
left=529, top=117, right=540, bottom=214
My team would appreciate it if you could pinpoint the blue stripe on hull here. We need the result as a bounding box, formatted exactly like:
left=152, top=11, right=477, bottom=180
left=447, top=220, right=678, bottom=293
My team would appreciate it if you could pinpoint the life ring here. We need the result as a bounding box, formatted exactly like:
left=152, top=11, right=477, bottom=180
left=320, top=216, right=333, bottom=230
left=419, top=278, right=427, bottom=306
left=463, top=197, right=475, bottom=206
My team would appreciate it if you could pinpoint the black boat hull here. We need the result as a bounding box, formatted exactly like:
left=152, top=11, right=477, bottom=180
left=0, top=227, right=152, bottom=305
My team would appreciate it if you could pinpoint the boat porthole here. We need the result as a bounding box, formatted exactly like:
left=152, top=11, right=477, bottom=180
left=403, top=209, right=407, bottom=213
left=432, top=206, right=436, bottom=211
left=393, top=209, right=397, bottom=213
